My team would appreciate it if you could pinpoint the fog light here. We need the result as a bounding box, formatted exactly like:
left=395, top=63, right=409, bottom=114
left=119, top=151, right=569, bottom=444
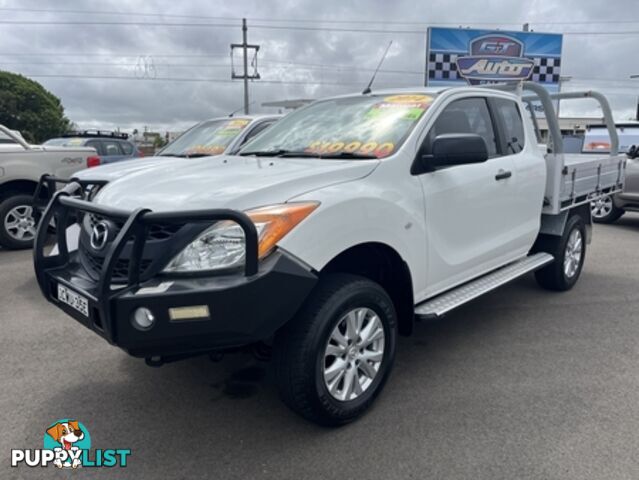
left=169, top=305, right=210, bottom=322
left=131, top=307, right=155, bottom=330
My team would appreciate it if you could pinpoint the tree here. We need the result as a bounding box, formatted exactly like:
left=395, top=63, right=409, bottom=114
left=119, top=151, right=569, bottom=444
left=0, top=71, right=71, bottom=143
left=153, top=134, right=167, bottom=149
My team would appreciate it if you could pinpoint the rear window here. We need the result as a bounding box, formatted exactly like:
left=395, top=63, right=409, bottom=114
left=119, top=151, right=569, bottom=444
left=43, top=138, right=86, bottom=147
left=583, top=127, right=639, bottom=154
left=102, top=140, right=123, bottom=156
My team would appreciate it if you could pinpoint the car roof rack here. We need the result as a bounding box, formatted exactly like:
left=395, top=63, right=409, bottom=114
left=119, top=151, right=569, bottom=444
left=61, top=129, right=129, bottom=140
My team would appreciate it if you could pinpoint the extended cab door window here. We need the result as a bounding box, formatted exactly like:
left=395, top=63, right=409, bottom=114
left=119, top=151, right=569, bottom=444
left=427, top=97, right=499, bottom=158
left=491, top=98, right=525, bottom=154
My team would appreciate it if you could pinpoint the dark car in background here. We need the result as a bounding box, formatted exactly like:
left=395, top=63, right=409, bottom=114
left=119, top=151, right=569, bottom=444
left=43, top=130, right=141, bottom=165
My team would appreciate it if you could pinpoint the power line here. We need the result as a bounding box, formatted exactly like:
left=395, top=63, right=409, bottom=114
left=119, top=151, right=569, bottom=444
left=0, top=58, right=425, bottom=77
left=0, top=20, right=239, bottom=28
left=1, top=7, right=638, bottom=26
left=0, top=6, right=240, bottom=21
left=19, top=72, right=380, bottom=87
left=0, top=61, right=231, bottom=68
left=13, top=71, right=639, bottom=88
left=0, top=52, right=229, bottom=58
left=0, top=19, right=636, bottom=35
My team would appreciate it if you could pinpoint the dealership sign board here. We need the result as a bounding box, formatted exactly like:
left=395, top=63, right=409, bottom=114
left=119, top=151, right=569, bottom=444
left=426, top=27, right=563, bottom=116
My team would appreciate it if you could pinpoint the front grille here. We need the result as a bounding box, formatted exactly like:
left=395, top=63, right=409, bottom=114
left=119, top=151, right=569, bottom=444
left=82, top=251, right=153, bottom=282
left=80, top=212, right=186, bottom=282
left=85, top=213, right=183, bottom=241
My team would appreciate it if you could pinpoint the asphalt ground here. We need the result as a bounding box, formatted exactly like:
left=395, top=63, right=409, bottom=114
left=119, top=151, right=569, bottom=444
left=1, top=215, right=638, bottom=479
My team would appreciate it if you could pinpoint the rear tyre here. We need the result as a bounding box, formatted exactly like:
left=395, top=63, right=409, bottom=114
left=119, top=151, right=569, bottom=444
left=274, top=274, right=397, bottom=426
left=590, top=195, right=623, bottom=223
left=534, top=215, right=586, bottom=291
left=0, top=194, right=37, bottom=249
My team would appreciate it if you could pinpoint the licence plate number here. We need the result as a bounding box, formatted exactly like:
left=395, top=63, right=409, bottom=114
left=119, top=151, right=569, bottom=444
left=57, top=284, right=89, bottom=317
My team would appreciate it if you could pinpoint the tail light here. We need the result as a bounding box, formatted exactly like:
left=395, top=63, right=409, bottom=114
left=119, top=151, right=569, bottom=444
left=87, top=155, right=101, bottom=168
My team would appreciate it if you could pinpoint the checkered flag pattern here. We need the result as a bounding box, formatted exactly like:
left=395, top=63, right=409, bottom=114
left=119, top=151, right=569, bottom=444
left=530, top=57, right=561, bottom=83
left=427, top=53, right=459, bottom=81
left=427, top=52, right=561, bottom=84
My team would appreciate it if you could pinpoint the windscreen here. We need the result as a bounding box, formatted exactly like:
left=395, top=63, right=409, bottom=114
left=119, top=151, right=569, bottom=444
left=160, top=118, right=251, bottom=157
left=240, top=94, right=436, bottom=159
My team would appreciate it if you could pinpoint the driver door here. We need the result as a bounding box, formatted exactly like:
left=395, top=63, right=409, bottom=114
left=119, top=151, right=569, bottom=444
left=418, top=96, right=521, bottom=296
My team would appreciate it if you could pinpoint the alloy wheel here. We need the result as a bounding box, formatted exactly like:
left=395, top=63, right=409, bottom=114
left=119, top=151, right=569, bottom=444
left=591, top=196, right=613, bottom=219
left=4, top=205, right=36, bottom=241
left=323, top=307, right=385, bottom=402
left=563, top=228, right=583, bottom=278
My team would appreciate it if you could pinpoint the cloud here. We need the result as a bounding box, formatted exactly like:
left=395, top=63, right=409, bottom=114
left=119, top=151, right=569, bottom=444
left=0, top=0, right=637, bottom=131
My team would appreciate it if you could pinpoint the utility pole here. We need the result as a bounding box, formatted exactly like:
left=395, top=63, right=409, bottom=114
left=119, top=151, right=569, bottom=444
left=630, top=75, right=638, bottom=120
left=231, top=18, right=260, bottom=114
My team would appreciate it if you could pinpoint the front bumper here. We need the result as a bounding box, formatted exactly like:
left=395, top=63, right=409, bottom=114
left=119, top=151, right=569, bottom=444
left=34, top=185, right=318, bottom=358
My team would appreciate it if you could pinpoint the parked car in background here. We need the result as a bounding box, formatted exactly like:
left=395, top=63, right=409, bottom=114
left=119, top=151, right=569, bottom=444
left=44, top=130, right=141, bottom=164
left=0, top=125, right=99, bottom=249
left=591, top=145, right=639, bottom=222
left=32, top=115, right=283, bottom=227
left=0, top=128, right=27, bottom=144
left=67, top=115, right=281, bottom=184
left=584, top=124, right=639, bottom=222
left=158, top=115, right=281, bottom=158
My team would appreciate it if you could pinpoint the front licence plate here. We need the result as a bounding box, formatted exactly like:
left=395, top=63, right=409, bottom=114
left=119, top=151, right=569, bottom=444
left=57, top=284, right=89, bottom=317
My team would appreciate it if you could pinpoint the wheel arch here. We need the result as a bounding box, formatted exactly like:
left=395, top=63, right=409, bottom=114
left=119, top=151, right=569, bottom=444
left=0, top=179, right=41, bottom=202
left=320, top=242, right=415, bottom=336
left=539, top=203, right=592, bottom=243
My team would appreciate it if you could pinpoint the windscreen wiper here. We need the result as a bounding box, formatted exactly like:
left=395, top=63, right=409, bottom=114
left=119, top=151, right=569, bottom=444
left=158, top=153, right=213, bottom=158
left=239, top=149, right=377, bottom=159
left=182, top=153, right=213, bottom=158
left=313, top=152, right=378, bottom=160
left=239, top=149, right=321, bottom=157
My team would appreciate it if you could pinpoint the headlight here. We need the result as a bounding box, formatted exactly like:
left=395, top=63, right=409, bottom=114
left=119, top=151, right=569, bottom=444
left=163, top=202, right=319, bottom=273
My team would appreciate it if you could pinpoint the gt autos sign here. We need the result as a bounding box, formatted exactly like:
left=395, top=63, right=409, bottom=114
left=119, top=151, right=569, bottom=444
left=425, top=27, right=563, bottom=115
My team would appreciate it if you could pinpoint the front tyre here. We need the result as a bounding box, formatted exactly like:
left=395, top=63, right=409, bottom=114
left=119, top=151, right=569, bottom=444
left=591, top=195, right=623, bottom=223
left=0, top=194, right=38, bottom=249
left=274, top=274, right=397, bottom=426
left=534, top=214, right=586, bottom=291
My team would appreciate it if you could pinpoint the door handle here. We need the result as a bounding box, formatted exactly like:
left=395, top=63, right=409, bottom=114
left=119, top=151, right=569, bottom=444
left=495, top=169, right=512, bottom=181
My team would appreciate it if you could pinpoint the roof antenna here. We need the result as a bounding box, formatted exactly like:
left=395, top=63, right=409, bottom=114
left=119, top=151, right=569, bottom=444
left=229, top=102, right=255, bottom=117
left=362, top=40, right=393, bottom=95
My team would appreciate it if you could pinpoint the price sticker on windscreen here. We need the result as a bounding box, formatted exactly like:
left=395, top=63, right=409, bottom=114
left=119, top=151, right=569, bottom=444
left=367, top=94, right=434, bottom=120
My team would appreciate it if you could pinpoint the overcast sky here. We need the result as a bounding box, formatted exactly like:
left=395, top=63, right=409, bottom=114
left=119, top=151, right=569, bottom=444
left=0, top=0, right=638, bottom=132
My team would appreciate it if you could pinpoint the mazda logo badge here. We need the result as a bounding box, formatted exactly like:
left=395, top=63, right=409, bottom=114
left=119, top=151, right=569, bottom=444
left=90, top=221, right=110, bottom=250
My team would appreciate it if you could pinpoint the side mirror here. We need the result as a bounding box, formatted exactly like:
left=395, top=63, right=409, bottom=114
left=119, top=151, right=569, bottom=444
left=411, top=133, right=489, bottom=175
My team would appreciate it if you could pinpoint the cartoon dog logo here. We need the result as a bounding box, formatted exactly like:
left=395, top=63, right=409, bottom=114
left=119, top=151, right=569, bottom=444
left=45, top=420, right=85, bottom=468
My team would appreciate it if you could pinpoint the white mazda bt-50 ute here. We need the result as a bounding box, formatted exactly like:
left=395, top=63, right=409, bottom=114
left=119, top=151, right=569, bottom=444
left=33, top=83, right=625, bottom=425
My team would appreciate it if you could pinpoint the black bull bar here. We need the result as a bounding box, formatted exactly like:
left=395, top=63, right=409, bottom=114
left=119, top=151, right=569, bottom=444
left=33, top=181, right=259, bottom=343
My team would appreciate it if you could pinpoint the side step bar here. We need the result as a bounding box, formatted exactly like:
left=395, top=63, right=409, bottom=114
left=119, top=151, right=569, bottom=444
left=414, top=253, right=554, bottom=319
